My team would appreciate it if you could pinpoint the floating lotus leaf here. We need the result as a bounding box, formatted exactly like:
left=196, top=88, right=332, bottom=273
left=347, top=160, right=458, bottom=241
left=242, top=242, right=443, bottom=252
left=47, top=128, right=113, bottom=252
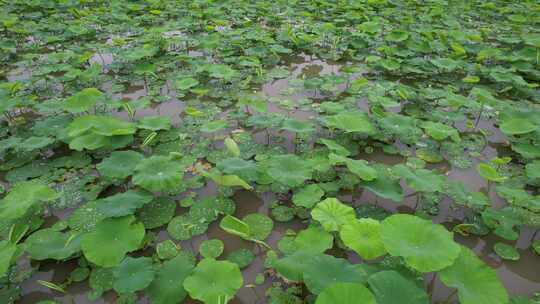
left=281, top=119, right=315, bottom=134
left=19, top=136, right=55, bottom=151
left=227, top=249, right=255, bottom=269
left=183, top=258, right=243, bottom=304
left=421, top=121, right=460, bottom=142
left=292, top=184, right=325, bottom=208
left=137, top=116, right=172, bottom=131
left=64, top=88, right=103, bottom=113
left=345, top=159, right=378, bottom=181
left=217, top=158, right=258, bottom=181
left=393, top=164, right=446, bottom=193
left=190, top=196, right=235, bottom=222
left=317, top=138, right=351, bottom=156
left=113, top=257, right=155, bottom=294
left=243, top=213, right=273, bottom=240
left=67, top=115, right=136, bottom=137
left=0, top=241, right=18, bottom=277
left=96, top=151, right=144, bottom=180
left=477, top=163, right=507, bottom=182
left=367, top=270, right=429, bottom=304
left=340, top=218, right=387, bottom=260
left=199, top=239, right=224, bottom=258
left=267, top=154, right=312, bottom=187
left=174, top=77, right=199, bottom=90
left=525, top=161, right=540, bottom=179
left=133, top=156, right=184, bottom=192
left=147, top=253, right=195, bottom=304
left=303, top=254, right=368, bottom=294
left=311, top=198, right=356, bottom=232
left=482, top=207, right=521, bottom=240
left=380, top=214, right=461, bottom=272
left=361, top=166, right=404, bottom=202
left=494, top=243, right=520, bottom=260
left=167, top=214, right=209, bottom=241
left=200, top=120, right=229, bottom=133
left=24, top=228, right=81, bottom=260
left=440, top=246, right=508, bottom=304
left=95, top=190, right=153, bottom=218
left=273, top=251, right=316, bottom=281
left=136, top=197, right=176, bottom=229
left=500, top=118, right=537, bottom=135
left=156, top=240, right=179, bottom=260
left=0, top=181, right=58, bottom=220
left=206, top=64, right=237, bottom=79
left=293, top=226, right=334, bottom=254
left=324, top=111, right=376, bottom=135
left=81, top=215, right=145, bottom=267
left=316, top=282, right=376, bottom=304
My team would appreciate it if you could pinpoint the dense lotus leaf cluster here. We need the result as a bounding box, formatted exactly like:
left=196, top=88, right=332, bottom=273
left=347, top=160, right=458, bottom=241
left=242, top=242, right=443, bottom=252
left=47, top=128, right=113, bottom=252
left=0, top=0, right=539, bottom=303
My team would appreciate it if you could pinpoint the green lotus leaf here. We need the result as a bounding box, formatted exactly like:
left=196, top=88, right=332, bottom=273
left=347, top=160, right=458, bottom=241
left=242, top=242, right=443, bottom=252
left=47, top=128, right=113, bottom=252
left=317, top=138, right=351, bottom=156
left=494, top=243, right=520, bottom=260
left=281, top=119, right=315, bottom=134
left=223, top=137, right=240, bottom=157
left=113, top=257, right=155, bottom=294
left=386, top=30, right=409, bottom=42
left=345, top=159, right=378, bottom=181
left=217, top=158, right=258, bottom=181
left=267, top=154, right=312, bottom=187
left=206, top=171, right=253, bottom=190
left=24, top=228, right=81, bottom=260
left=440, top=246, right=508, bottom=304
left=137, top=116, right=172, bottom=131
left=227, top=249, right=255, bottom=269
left=67, top=115, right=136, bottom=137
left=361, top=166, right=404, bottom=202
left=89, top=267, right=114, bottom=297
left=189, top=196, right=235, bottom=222
left=243, top=213, right=273, bottom=240
left=324, top=111, right=376, bottom=135
left=525, top=161, right=540, bottom=179
left=81, top=215, right=145, bottom=267
left=174, top=77, right=199, bottom=90
left=303, top=254, right=368, bottom=294
left=316, top=282, right=376, bottom=304
left=0, top=241, right=18, bottom=277
left=167, top=214, right=209, bottom=241
left=477, top=163, right=507, bottom=182
left=500, top=118, right=537, bottom=135
left=183, top=258, right=243, bottom=304
left=481, top=207, right=521, bottom=240
left=201, top=120, right=229, bottom=133
left=393, top=164, right=446, bottom=193
left=220, top=215, right=250, bottom=239
left=293, top=226, right=334, bottom=254
left=19, top=136, right=55, bottom=151
left=367, top=270, right=429, bottom=304
left=136, top=197, right=176, bottom=229
left=199, top=239, right=224, bottom=259
left=380, top=214, right=461, bottom=272
left=95, top=190, right=153, bottom=218
left=64, top=88, right=103, bottom=113
left=147, top=253, right=195, bottom=304
left=311, top=198, right=356, bottom=232
left=532, top=240, right=540, bottom=255
left=96, top=151, right=144, bottom=179
left=421, top=121, right=460, bottom=142
left=67, top=133, right=107, bottom=151
left=156, top=240, right=179, bottom=260
left=133, top=156, right=185, bottom=192
left=340, top=218, right=387, bottom=260
left=273, top=251, right=316, bottom=281
left=0, top=181, right=58, bottom=220
left=292, top=184, right=325, bottom=208
left=206, top=64, right=237, bottom=79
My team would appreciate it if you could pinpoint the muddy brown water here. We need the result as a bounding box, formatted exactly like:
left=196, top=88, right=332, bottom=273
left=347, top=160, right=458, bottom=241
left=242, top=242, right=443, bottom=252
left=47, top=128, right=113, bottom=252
left=11, top=54, right=540, bottom=303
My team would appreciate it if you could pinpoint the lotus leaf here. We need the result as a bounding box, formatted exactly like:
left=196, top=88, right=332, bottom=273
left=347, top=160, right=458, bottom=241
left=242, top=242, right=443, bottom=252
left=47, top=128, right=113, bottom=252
left=147, top=254, right=195, bottom=304
left=303, top=254, right=368, bottom=294
left=324, top=111, right=376, bottom=135
left=136, top=197, right=176, bottom=229
left=243, top=213, right=273, bottom=240
left=133, top=156, right=185, bottom=192
left=292, top=184, right=325, bottom=208
left=267, top=154, right=312, bottom=187
left=81, top=215, right=145, bottom=267
left=227, top=249, right=255, bottom=269
left=95, top=190, right=153, bottom=218
left=500, top=118, right=538, bottom=135
left=380, top=214, right=461, bottom=272
left=393, top=164, right=446, bottom=193
left=421, top=121, right=460, bottom=142
left=96, top=151, right=144, bottom=180
left=340, top=218, right=387, bottom=260
left=167, top=214, right=209, bottom=240
left=156, top=240, right=179, bottom=260
left=113, top=257, right=155, bottom=294
left=311, top=198, right=356, bottom=232
left=440, top=246, right=508, bottom=304
left=201, top=120, right=229, bottom=133
left=293, top=226, right=334, bottom=254
left=0, top=181, right=58, bottom=220
left=138, top=116, right=172, bottom=131
left=183, top=258, right=243, bottom=304
left=361, top=166, right=404, bottom=202
left=24, top=228, right=81, bottom=260
left=199, top=239, right=224, bottom=258
left=494, top=243, right=520, bottom=260
left=63, top=88, right=103, bottom=113
left=0, top=241, right=18, bottom=277
left=367, top=270, right=429, bottom=304
left=316, top=282, right=376, bottom=304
